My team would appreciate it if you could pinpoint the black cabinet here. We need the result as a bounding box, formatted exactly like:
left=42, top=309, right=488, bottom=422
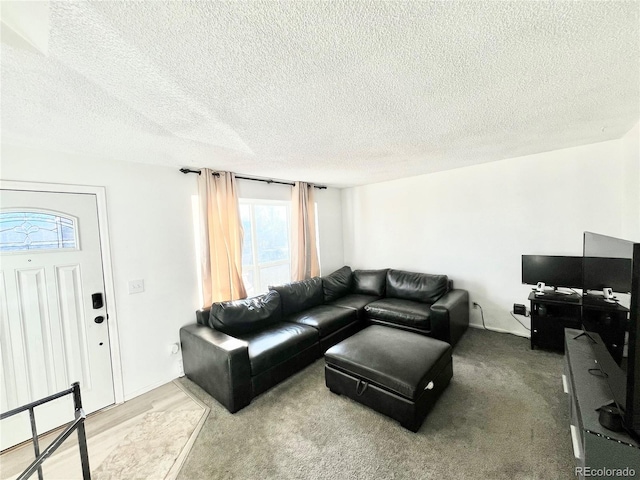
left=530, top=292, right=581, bottom=351
left=529, top=292, right=628, bottom=360
left=581, top=296, right=628, bottom=364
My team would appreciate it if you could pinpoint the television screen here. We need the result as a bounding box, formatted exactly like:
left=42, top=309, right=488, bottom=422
left=583, top=257, right=633, bottom=293
left=583, top=233, right=634, bottom=294
left=521, top=255, right=583, bottom=289
left=583, top=232, right=640, bottom=436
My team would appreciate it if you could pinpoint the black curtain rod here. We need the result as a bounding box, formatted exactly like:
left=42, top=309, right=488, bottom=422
left=179, top=168, right=327, bottom=189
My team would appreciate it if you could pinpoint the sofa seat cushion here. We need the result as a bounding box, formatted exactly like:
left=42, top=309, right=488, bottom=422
left=364, top=298, right=432, bottom=330
left=328, top=294, right=380, bottom=315
left=240, top=322, right=318, bottom=376
left=285, top=305, right=357, bottom=338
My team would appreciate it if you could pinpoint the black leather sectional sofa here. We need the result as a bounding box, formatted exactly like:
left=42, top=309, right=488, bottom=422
left=180, top=266, right=469, bottom=413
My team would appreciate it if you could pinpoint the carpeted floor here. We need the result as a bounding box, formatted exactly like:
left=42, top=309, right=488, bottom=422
left=176, top=328, right=575, bottom=480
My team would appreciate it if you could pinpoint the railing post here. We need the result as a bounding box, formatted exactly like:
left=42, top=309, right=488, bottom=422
left=28, top=407, right=43, bottom=480
left=2, top=383, right=91, bottom=480
left=71, top=382, right=91, bottom=480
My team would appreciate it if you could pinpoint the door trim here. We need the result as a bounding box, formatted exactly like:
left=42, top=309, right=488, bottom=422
left=0, top=180, right=125, bottom=405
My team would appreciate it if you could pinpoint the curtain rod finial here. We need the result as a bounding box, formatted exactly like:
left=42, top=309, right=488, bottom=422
left=180, top=168, right=201, bottom=175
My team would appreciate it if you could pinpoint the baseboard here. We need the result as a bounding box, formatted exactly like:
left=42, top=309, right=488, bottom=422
left=469, top=322, right=529, bottom=339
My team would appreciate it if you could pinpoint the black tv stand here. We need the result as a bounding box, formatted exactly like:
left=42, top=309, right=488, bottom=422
left=529, top=292, right=628, bottom=360
left=564, top=330, right=640, bottom=476
left=530, top=292, right=581, bottom=351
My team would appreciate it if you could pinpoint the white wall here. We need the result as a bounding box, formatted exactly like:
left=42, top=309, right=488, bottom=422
left=621, top=122, right=640, bottom=240
left=314, top=188, right=344, bottom=274
left=1, top=144, right=199, bottom=399
left=342, top=136, right=640, bottom=336
left=1, top=144, right=344, bottom=401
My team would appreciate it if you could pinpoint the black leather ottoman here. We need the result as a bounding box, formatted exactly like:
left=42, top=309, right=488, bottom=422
left=324, top=325, right=452, bottom=432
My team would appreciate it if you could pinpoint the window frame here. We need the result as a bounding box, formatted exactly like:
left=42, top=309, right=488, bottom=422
left=0, top=208, right=81, bottom=254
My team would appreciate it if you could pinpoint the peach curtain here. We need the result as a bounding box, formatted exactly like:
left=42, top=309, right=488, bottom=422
left=197, top=169, right=247, bottom=305
left=291, top=181, right=320, bottom=281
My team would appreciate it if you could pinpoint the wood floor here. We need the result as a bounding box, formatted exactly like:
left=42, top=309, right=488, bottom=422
left=0, top=381, right=208, bottom=480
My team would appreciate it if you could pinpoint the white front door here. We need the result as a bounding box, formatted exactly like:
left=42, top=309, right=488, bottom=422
left=0, top=189, right=115, bottom=450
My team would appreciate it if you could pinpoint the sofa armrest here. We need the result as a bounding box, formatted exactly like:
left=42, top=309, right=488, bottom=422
left=430, top=289, right=470, bottom=347
left=180, top=324, right=252, bottom=413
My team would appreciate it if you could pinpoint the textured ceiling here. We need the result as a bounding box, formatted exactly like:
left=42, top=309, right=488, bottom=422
left=1, top=1, right=639, bottom=187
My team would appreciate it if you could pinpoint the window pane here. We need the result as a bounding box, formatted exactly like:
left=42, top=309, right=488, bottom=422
left=0, top=212, right=77, bottom=252
left=258, top=264, right=290, bottom=292
left=242, top=269, right=256, bottom=298
left=239, top=204, right=253, bottom=266
left=254, top=205, right=289, bottom=263
left=239, top=200, right=291, bottom=295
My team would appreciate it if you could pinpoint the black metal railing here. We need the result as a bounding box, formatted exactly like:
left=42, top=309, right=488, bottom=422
left=1, top=382, right=91, bottom=480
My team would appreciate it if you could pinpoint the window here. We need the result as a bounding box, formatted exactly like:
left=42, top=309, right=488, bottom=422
left=0, top=211, right=78, bottom=252
left=240, top=200, right=291, bottom=296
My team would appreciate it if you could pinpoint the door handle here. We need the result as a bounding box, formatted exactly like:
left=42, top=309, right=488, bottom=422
left=94, top=316, right=105, bottom=324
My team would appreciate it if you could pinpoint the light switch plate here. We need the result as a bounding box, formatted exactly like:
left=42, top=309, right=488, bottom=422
left=128, top=279, right=144, bottom=294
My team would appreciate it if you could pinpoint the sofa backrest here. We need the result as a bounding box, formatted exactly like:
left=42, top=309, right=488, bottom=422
left=322, top=266, right=353, bottom=302
left=386, top=269, right=449, bottom=304
left=206, top=290, right=282, bottom=336
left=270, top=277, right=324, bottom=316
left=352, top=269, right=388, bottom=296
left=196, top=307, right=211, bottom=326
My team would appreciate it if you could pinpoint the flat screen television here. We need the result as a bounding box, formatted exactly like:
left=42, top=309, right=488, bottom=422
left=583, top=257, right=633, bottom=294
left=583, top=232, right=640, bottom=436
left=521, top=255, right=583, bottom=289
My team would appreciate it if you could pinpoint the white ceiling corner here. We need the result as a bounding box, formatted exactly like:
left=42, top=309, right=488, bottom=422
left=1, top=1, right=50, bottom=55
left=1, top=1, right=639, bottom=187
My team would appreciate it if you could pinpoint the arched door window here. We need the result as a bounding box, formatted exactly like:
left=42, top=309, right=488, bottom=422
left=0, top=211, right=78, bottom=252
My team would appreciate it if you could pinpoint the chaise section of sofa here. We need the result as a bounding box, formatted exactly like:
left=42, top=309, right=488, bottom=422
left=364, top=269, right=469, bottom=346
left=180, top=290, right=319, bottom=413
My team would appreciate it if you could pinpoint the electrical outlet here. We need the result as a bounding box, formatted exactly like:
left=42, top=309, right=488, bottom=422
left=128, top=279, right=145, bottom=294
